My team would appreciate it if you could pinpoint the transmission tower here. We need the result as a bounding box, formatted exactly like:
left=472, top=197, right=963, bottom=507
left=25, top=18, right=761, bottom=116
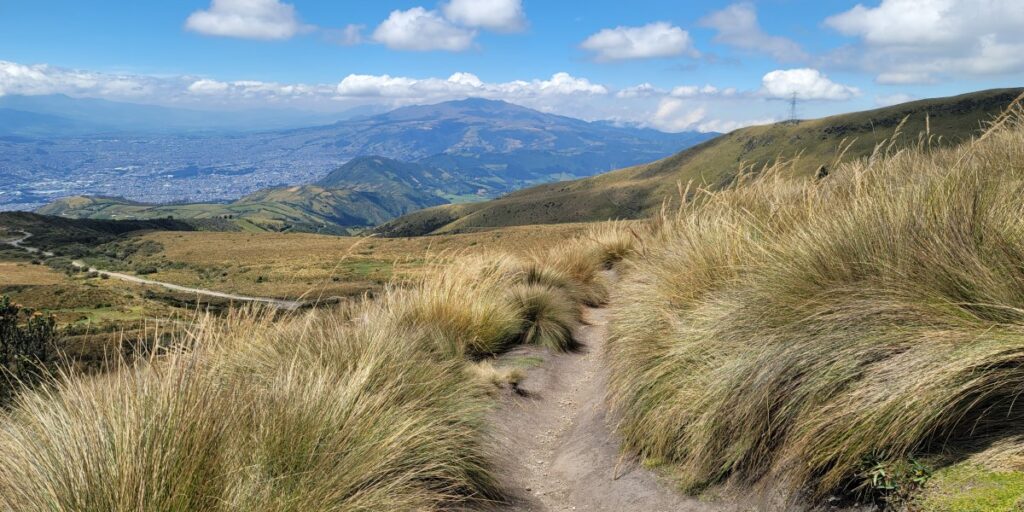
left=788, top=92, right=798, bottom=123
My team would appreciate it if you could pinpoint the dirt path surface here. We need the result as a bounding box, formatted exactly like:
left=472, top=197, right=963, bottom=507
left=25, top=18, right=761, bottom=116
left=491, top=306, right=744, bottom=512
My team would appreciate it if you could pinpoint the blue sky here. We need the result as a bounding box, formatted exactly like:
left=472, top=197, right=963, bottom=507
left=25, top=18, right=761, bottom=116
left=1, top=0, right=1022, bottom=132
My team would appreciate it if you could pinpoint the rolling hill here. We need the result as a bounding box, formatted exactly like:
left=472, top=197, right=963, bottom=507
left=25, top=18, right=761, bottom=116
left=0, top=211, right=193, bottom=248
left=38, top=184, right=441, bottom=235
left=314, top=156, right=485, bottom=201
left=377, top=88, right=1024, bottom=237
left=36, top=156, right=468, bottom=233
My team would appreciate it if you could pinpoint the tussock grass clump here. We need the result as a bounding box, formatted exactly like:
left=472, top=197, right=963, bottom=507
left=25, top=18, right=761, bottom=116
left=467, top=360, right=525, bottom=393
left=0, top=224, right=620, bottom=510
left=0, top=308, right=505, bottom=512
left=508, top=283, right=580, bottom=351
left=541, top=222, right=637, bottom=307
left=606, top=106, right=1024, bottom=502
left=0, top=354, right=236, bottom=511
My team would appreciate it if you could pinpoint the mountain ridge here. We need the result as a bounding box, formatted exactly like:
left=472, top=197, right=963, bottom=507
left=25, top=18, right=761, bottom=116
left=377, top=88, right=1024, bottom=236
left=5, top=97, right=713, bottom=211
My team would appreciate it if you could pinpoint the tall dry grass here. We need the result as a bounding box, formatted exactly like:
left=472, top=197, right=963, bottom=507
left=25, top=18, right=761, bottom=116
left=606, top=105, right=1024, bottom=501
left=0, top=223, right=634, bottom=511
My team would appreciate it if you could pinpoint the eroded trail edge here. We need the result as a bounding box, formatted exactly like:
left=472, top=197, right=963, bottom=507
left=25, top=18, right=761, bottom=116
left=491, top=306, right=735, bottom=512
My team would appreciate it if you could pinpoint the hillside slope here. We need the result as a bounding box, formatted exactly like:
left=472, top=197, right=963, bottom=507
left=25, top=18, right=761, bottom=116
left=0, top=211, right=193, bottom=247
left=38, top=183, right=443, bottom=234
left=378, top=88, right=1023, bottom=236
left=315, top=156, right=484, bottom=200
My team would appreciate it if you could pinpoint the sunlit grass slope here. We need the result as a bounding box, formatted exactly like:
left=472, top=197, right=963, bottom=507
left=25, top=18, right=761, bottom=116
left=605, top=99, right=1024, bottom=505
left=0, top=222, right=632, bottom=511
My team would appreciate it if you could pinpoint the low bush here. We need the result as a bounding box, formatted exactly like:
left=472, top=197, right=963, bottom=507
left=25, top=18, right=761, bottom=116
left=0, top=296, right=57, bottom=406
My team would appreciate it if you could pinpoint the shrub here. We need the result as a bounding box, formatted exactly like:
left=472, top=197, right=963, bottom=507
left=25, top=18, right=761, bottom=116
left=0, top=353, right=236, bottom=511
left=386, top=255, right=525, bottom=358
left=134, top=265, right=158, bottom=276
left=0, top=296, right=57, bottom=406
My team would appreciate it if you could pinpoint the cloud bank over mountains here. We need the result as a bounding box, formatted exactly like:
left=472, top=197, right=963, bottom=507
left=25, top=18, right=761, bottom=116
left=2, top=57, right=868, bottom=132
left=7, top=1, right=1022, bottom=134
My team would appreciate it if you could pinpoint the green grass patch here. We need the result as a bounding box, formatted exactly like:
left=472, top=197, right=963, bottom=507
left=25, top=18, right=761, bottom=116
left=917, top=464, right=1024, bottom=511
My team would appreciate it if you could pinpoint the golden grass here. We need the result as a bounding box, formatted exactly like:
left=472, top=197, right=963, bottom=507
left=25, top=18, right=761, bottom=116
left=0, top=262, right=67, bottom=286
left=0, top=221, right=633, bottom=511
left=129, top=223, right=596, bottom=299
left=605, top=103, right=1024, bottom=503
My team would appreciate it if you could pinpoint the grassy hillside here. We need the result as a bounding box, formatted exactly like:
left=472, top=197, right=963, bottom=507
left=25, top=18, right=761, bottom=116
left=379, top=88, right=1023, bottom=236
left=316, top=155, right=486, bottom=200
left=97, top=223, right=597, bottom=300
left=0, top=221, right=630, bottom=510
left=604, top=97, right=1024, bottom=507
left=39, top=183, right=445, bottom=234
left=0, top=211, right=193, bottom=248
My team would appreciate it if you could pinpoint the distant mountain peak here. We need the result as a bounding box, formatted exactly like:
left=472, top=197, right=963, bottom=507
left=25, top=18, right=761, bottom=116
left=448, top=97, right=512, bottom=107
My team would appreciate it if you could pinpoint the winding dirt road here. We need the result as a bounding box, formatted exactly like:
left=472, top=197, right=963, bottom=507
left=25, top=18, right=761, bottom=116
left=3, top=231, right=302, bottom=310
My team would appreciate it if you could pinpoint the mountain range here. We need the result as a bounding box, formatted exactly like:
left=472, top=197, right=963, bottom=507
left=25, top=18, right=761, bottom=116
left=26, top=98, right=715, bottom=228
left=277, top=98, right=715, bottom=182
left=22, top=89, right=1024, bottom=236
left=377, top=88, right=1024, bottom=236
left=5, top=97, right=712, bottom=213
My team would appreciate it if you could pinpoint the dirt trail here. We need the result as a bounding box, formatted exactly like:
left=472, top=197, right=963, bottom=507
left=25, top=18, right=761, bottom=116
left=491, top=305, right=742, bottom=512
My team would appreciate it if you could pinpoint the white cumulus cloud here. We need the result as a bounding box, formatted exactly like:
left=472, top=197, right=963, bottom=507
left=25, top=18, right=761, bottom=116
left=580, top=22, right=698, bottom=62
left=616, top=83, right=665, bottom=99
left=335, top=71, right=607, bottom=99
left=442, top=0, right=526, bottom=32
left=700, top=3, right=807, bottom=62
left=825, top=0, right=1024, bottom=83
left=372, top=7, right=477, bottom=52
left=0, top=60, right=154, bottom=98
left=185, top=0, right=307, bottom=40
left=761, top=68, right=860, bottom=100
left=187, top=79, right=230, bottom=94
left=670, top=84, right=736, bottom=98
left=650, top=99, right=706, bottom=132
